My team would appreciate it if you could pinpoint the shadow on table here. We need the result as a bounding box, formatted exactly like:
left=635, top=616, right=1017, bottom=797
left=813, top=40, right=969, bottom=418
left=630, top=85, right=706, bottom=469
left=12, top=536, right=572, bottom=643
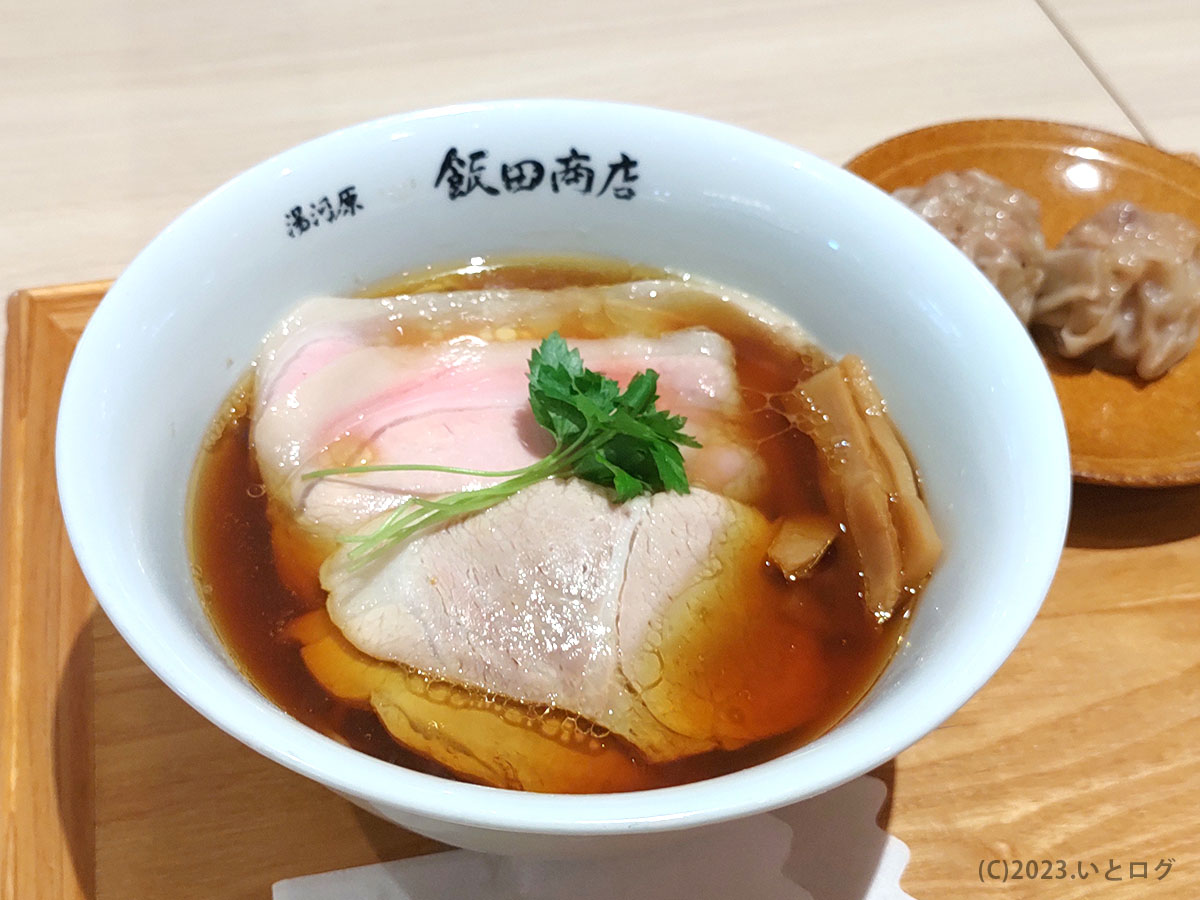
left=54, top=610, right=98, bottom=899
left=53, top=609, right=442, bottom=900
left=1067, top=482, right=1200, bottom=549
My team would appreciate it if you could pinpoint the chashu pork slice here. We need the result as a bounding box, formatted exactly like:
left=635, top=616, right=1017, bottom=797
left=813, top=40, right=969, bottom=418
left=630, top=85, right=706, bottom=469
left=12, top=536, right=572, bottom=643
left=251, top=283, right=771, bottom=538
left=322, top=479, right=827, bottom=764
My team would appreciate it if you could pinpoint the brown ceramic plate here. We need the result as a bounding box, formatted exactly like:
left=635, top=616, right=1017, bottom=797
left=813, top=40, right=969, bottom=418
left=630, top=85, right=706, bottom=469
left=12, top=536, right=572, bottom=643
left=847, top=119, right=1200, bottom=487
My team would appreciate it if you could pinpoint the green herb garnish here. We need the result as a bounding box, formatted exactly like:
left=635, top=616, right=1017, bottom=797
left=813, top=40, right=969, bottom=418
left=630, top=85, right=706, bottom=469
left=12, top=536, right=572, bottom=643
left=303, top=332, right=700, bottom=564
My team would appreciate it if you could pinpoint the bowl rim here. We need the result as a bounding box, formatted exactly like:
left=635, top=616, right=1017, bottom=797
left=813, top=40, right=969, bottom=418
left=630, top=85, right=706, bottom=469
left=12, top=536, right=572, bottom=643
left=56, top=98, right=1072, bottom=835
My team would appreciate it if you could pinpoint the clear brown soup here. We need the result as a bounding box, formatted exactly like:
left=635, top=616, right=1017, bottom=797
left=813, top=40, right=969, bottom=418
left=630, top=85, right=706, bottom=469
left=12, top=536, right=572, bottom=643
left=190, top=256, right=910, bottom=792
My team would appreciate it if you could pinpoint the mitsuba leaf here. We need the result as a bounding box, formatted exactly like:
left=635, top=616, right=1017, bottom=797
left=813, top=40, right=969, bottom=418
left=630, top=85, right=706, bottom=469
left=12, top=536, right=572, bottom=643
left=572, top=368, right=621, bottom=411
left=640, top=409, right=703, bottom=448
left=529, top=331, right=584, bottom=378
left=618, top=370, right=659, bottom=415
left=529, top=391, right=588, bottom=444
left=649, top=443, right=690, bottom=494
left=593, top=454, right=647, bottom=502
left=595, top=435, right=660, bottom=491
left=313, top=332, right=702, bottom=563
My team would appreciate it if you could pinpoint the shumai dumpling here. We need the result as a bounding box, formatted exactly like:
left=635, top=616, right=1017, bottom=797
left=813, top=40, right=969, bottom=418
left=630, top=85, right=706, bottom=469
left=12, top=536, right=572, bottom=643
left=1033, top=203, right=1200, bottom=380
left=894, top=170, right=1046, bottom=323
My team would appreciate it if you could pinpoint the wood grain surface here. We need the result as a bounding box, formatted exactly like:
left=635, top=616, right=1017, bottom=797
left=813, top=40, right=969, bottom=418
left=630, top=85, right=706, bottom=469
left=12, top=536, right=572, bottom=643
left=1038, top=0, right=1200, bottom=151
left=0, top=0, right=1139, bottom=297
left=2, top=283, right=1197, bottom=898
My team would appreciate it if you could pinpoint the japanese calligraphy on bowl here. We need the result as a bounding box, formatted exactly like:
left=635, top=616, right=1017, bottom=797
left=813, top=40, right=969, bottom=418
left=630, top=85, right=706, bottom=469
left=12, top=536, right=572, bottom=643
left=285, top=186, right=364, bottom=238
left=435, top=147, right=638, bottom=200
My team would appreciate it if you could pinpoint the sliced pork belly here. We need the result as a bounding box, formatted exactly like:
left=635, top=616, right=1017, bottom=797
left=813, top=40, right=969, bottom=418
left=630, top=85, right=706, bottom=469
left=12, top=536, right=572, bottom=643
left=251, top=282, right=766, bottom=536
left=322, top=479, right=826, bottom=764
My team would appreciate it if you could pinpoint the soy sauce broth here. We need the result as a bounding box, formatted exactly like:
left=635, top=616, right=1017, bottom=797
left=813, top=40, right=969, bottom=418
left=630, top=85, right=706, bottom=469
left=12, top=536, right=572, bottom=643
left=189, top=255, right=911, bottom=792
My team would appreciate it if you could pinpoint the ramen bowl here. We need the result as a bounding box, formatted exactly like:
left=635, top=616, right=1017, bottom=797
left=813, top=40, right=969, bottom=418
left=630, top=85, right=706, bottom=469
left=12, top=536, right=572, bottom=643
left=57, top=100, right=1070, bottom=855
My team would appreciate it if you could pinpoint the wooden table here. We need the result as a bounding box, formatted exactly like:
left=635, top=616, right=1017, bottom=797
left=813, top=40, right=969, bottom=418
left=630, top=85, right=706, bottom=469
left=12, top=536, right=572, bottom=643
left=2, top=2, right=1198, bottom=898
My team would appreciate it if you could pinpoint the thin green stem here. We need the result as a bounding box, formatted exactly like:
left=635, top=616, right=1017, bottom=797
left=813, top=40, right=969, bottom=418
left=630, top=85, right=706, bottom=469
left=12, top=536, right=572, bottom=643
left=302, top=332, right=697, bottom=570
left=341, top=448, right=578, bottom=567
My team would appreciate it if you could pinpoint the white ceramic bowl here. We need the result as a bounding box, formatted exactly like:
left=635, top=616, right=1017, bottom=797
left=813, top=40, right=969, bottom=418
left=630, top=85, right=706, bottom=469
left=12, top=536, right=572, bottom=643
left=57, top=100, right=1070, bottom=855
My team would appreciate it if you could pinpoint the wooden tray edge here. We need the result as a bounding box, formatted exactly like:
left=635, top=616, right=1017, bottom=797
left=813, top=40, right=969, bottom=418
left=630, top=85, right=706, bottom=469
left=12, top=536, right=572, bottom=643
left=1, top=282, right=110, bottom=900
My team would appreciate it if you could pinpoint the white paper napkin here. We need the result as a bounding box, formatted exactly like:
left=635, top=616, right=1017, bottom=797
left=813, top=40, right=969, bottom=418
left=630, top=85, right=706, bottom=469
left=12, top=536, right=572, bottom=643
left=273, top=776, right=914, bottom=900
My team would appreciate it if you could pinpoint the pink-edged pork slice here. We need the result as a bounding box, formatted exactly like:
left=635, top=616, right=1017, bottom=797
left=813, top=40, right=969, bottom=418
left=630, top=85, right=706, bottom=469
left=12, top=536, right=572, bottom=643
left=251, top=283, right=767, bottom=536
